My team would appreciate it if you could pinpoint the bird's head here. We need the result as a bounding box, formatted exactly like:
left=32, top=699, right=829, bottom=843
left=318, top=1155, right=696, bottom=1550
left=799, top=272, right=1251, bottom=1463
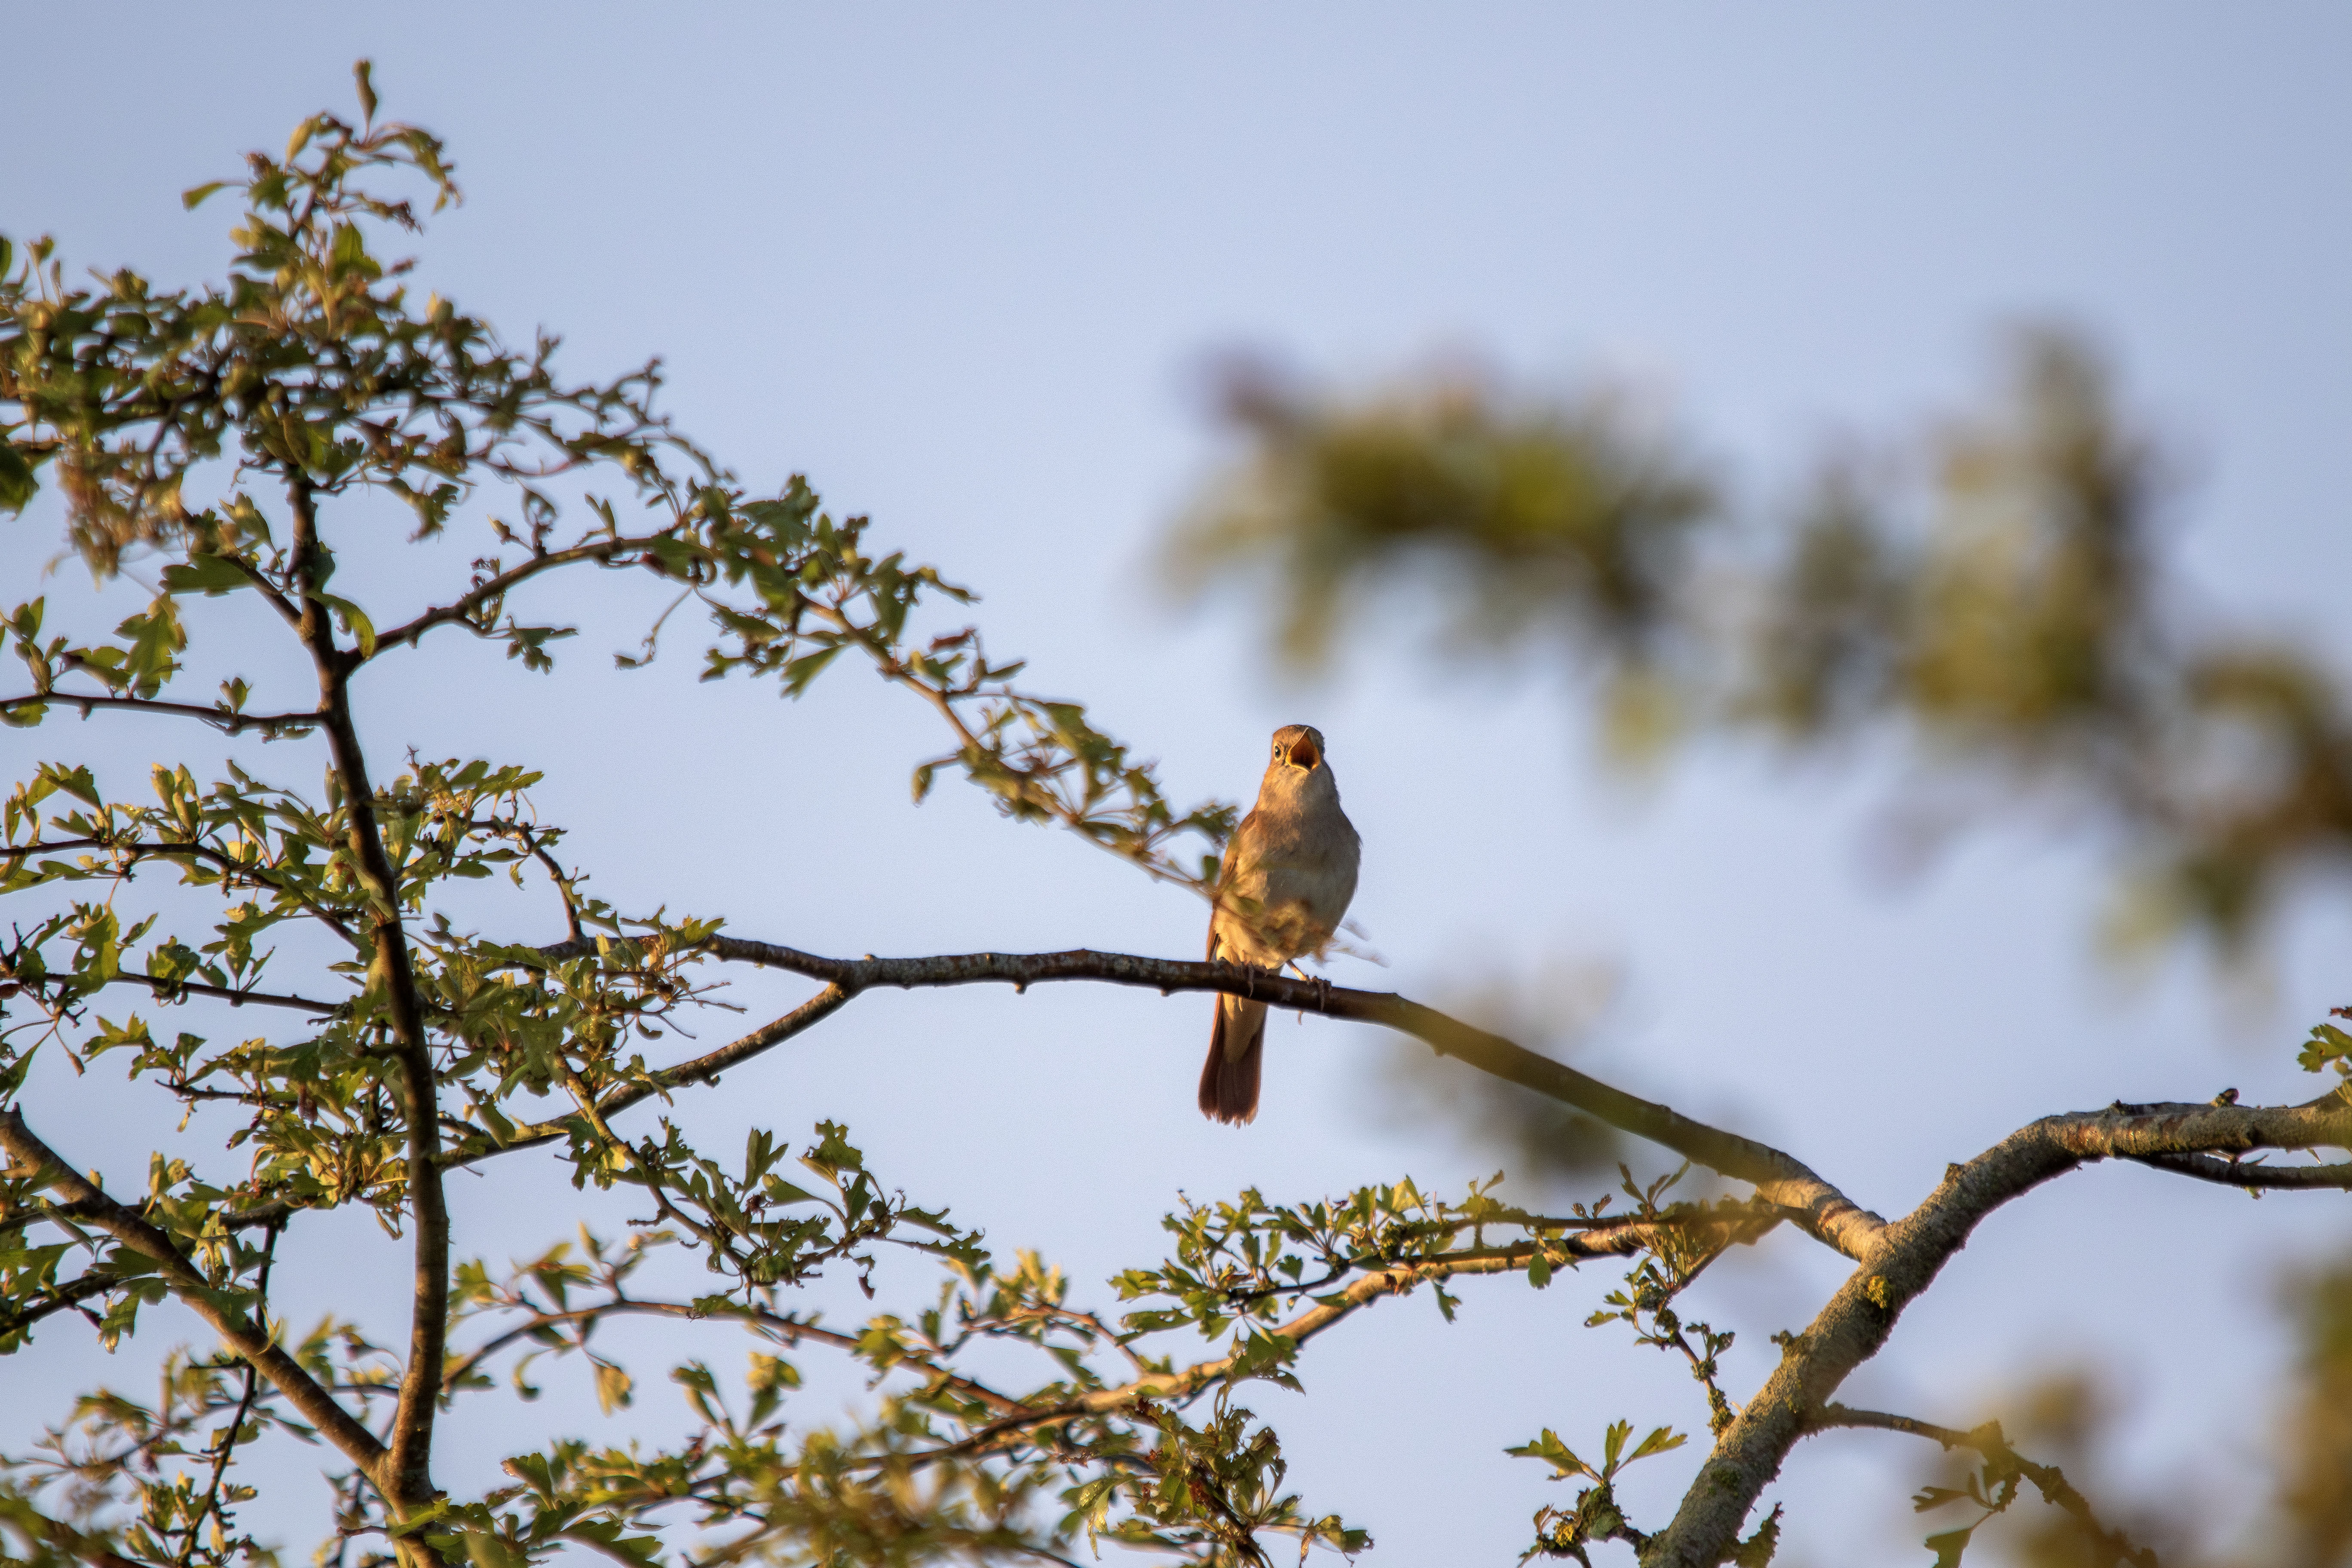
left=1270, top=724, right=1326, bottom=775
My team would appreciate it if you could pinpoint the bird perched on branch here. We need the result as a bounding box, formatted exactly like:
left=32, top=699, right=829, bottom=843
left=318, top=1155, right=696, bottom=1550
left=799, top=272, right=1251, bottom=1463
left=1200, top=724, right=1361, bottom=1124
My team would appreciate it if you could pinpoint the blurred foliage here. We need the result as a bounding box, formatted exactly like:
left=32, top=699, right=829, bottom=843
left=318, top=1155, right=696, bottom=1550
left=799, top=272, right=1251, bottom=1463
left=1169, top=334, right=2352, bottom=959
left=1898, top=1247, right=2352, bottom=1568
left=2274, top=1252, right=2352, bottom=1568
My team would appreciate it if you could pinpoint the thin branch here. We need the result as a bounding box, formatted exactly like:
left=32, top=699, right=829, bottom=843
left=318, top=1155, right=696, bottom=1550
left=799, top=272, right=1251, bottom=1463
left=178, top=1222, right=281, bottom=1568
left=442, top=1298, right=1016, bottom=1414
left=2122, top=1149, right=2352, bottom=1189
left=0, top=1106, right=389, bottom=1482
left=442, top=984, right=851, bottom=1170
left=536, top=937, right=1891, bottom=1260
left=288, top=471, right=450, bottom=1523
left=0, top=1268, right=120, bottom=1343
left=1802, top=1403, right=2160, bottom=1568
left=909, top=1212, right=1736, bottom=1469
left=0, top=690, right=323, bottom=735
left=216, top=550, right=304, bottom=630
left=10, top=968, right=343, bottom=1017
left=3, top=836, right=367, bottom=952
left=368, top=534, right=674, bottom=655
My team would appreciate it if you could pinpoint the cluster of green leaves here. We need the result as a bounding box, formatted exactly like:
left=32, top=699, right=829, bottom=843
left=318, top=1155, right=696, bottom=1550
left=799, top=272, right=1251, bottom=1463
left=2300, top=1007, right=2352, bottom=1084
left=0, top=1227, right=299, bottom=1568
left=1497, top=1168, right=1774, bottom=1564
left=396, top=1164, right=1782, bottom=1568
left=1507, top=1421, right=1687, bottom=1566
left=1169, top=334, right=2352, bottom=957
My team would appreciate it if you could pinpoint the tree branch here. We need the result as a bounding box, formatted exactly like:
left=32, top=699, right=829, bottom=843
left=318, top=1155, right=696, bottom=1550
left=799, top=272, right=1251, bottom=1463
left=178, top=1223, right=280, bottom=1568
left=1801, top=1403, right=2159, bottom=1568
left=368, top=534, right=671, bottom=656
left=0, top=1268, right=120, bottom=1344
left=441, top=983, right=852, bottom=1169
left=441, top=1297, right=1014, bottom=1412
left=536, top=937, right=1892, bottom=1260
left=2121, top=1148, right=2352, bottom=1189
left=1646, top=1092, right=2352, bottom=1565
left=0, top=690, right=322, bottom=736
left=6, top=968, right=342, bottom=1017
left=288, top=474, right=449, bottom=1528
left=0, top=1106, right=389, bottom=1481
left=2, top=836, right=366, bottom=952
left=916, top=1212, right=1733, bottom=1469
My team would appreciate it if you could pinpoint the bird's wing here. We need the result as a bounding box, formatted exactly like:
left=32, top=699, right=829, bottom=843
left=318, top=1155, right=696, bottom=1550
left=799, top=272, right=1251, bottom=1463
left=1207, top=807, right=1269, bottom=958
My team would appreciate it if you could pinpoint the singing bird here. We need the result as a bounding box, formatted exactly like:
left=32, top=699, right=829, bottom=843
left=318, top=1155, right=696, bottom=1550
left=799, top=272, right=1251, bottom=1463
left=1199, top=724, right=1361, bottom=1124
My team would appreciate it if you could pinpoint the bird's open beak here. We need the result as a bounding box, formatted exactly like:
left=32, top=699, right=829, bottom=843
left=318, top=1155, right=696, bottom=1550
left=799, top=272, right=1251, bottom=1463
left=1290, top=734, right=1320, bottom=771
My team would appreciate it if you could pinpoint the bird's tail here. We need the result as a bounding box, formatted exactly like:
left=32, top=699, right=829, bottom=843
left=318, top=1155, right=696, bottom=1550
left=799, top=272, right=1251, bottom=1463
left=1198, top=992, right=1267, bottom=1124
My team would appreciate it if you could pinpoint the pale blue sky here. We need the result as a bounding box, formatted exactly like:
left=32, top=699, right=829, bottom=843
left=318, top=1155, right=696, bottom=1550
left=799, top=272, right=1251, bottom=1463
left=6, top=6, right=2351, bottom=1563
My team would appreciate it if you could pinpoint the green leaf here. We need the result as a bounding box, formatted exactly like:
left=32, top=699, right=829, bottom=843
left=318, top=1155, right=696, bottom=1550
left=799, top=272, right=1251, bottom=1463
left=0, top=438, right=37, bottom=516
left=1625, top=1424, right=1687, bottom=1464
left=1504, top=1427, right=1595, bottom=1482
left=2299, top=1020, right=2352, bottom=1076
left=159, top=554, right=253, bottom=597
left=590, top=1357, right=632, bottom=1415
left=318, top=594, right=378, bottom=658
left=181, top=182, right=232, bottom=211
left=1925, top=1525, right=1976, bottom=1568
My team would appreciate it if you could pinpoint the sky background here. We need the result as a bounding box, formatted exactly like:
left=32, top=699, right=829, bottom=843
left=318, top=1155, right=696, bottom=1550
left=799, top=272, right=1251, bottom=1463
left=6, top=5, right=2352, bottom=1564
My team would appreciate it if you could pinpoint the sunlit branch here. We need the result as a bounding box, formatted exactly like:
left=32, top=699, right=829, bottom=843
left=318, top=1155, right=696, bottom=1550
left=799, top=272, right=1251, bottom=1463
left=215, top=551, right=304, bottom=630
left=289, top=473, right=449, bottom=1529
left=441, top=1298, right=1018, bottom=1414
left=0, top=1268, right=118, bottom=1343
left=178, top=1223, right=281, bottom=1568
left=6, top=968, right=343, bottom=1017
left=913, top=1212, right=1751, bottom=1473
left=537, top=936, right=1890, bottom=1261
left=1647, top=1089, right=2352, bottom=1566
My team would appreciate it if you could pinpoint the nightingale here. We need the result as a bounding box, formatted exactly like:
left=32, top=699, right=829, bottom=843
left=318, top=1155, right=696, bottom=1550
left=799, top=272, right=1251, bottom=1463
left=1199, top=724, right=1361, bottom=1124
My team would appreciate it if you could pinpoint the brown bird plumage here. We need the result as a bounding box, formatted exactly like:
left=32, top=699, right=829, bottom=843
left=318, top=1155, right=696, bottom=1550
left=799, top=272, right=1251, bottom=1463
left=1199, top=724, right=1361, bottom=1124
